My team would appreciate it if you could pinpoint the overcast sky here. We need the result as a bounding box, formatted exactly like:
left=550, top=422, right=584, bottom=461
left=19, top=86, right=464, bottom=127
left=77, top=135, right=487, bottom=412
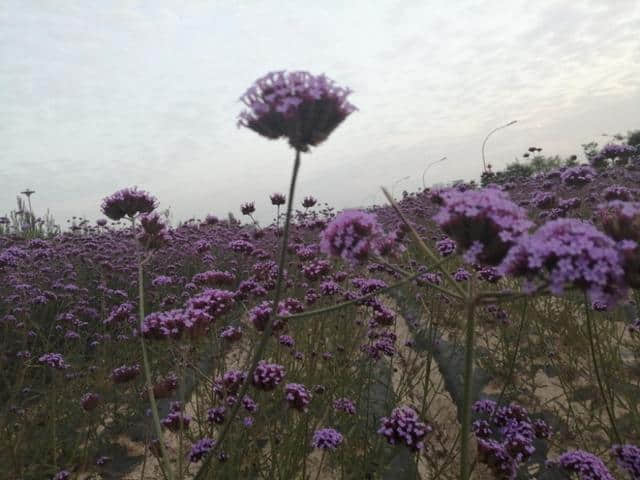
left=1, top=0, right=639, bottom=225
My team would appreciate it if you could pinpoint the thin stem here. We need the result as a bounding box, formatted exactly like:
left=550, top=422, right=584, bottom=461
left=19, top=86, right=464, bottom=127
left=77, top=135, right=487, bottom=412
left=380, top=187, right=467, bottom=299
left=314, top=450, right=326, bottom=480
left=134, top=218, right=174, bottom=480
left=194, top=148, right=302, bottom=479
left=584, top=294, right=621, bottom=443
left=374, top=257, right=464, bottom=302
left=460, top=287, right=477, bottom=480
left=468, top=300, right=528, bottom=476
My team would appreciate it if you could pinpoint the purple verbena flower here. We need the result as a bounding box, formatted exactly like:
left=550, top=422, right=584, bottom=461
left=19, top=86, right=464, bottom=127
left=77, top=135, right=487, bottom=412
left=436, top=237, right=456, bottom=257
left=81, top=392, right=101, bottom=411
left=311, top=428, right=344, bottom=450
left=302, top=196, right=318, bottom=208
left=434, top=188, right=533, bottom=265
left=547, top=450, right=614, bottom=480
left=270, top=193, right=286, bottom=206
left=333, top=397, right=356, bottom=415
left=320, top=210, right=386, bottom=264
left=611, top=444, right=640, bottom=479
left=251, top=361, right=285, bottom=390
left=39, top=352, right=68, bottom=369
left=284, top=383, right=312, bottom=412
left=377, top=406, right=431, bottom=452
left=561, top=165, right=596, bottom=187
left=207, top=406, right=226, bottom=424
left=188, top=437, right=215, bottom=463
left=101, top=187, right=157, bottom=220
left=240, top=202, right=255, bottom=216
left=500, top=218, right=627, bottom=306
left=238, top=71, right=356, bottom=152
left=111, top=364, right=141, bottom=384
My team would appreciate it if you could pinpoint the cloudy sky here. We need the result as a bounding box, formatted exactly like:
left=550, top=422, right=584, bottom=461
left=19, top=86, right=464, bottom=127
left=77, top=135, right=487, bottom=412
left=1, top=0, right=639, bottom=225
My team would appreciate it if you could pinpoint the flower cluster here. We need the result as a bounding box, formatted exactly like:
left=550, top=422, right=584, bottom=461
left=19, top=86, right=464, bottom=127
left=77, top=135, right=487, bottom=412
left=207, top=406, right=226, bottom=424
left=111, top=364, right=141, bottom=384
left=302, top=196, right=317, bottom=208
left=189, top=437, right=215, bottom=463
left=598, top=201, right=640, bottom=288
left=138, top=212, right=169, bottom=250
left=238, top=71, right=356, bottom=151
left=611, top=444, right=640, bottom=479
left=81, top=392, right=100, bottom=411
left=241, top=202, right=255, bottom=216
left=436, top=237, right=456, bottom=256
left=104, top=302, right=136, bottom=325
left=603, top=185, right=635, bottom=201
left=284, top=383, right=312, bottom=412
left=472, top=399, right=551, bottom=479
left=192, top=270, right=236, bottom=287
left=547, top=450, right=614, bottom=480
left=270, top=193, right=286, bottom=206
left=251, top=361, right=285, bottom=390
left=301, top=259, right=331, bottom=281
left=249, top=301, right=279, bottom=332
left=333, top=397, right=356, bottom=415
left=228, top=239, right=255, bottom=254
left=599, top=143, right=637, bottom=164
left=561, top=165, right=596, bottom=187
left=142, top=309, right=209, bottom=340
left=213, top=369, right=247, bottom=397
left=320, top=210, right=387, bottom=264
left=532, top=191, right=556, bottom=209
left=377, top=406, right=431, bottom=451
left=500, top=218, right=627, bottom=306
left=434, top=188, right=533, bottom=265
left=220, top=325, right=243, bottom=343
left=186, top=288, right=236, bottom=320
left=153, top=373, right=179, bottom=399
left=101, top=187, right=157, bottom=220
left=38, top=352, right=68, bottom=369
left=312, top=428, right=343, bottom=450
left=161, top=401, right=191, bottom=432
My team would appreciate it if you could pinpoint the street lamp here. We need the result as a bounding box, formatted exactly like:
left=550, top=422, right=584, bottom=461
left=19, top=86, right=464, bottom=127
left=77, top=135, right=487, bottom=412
left=422, top=156, right=447, bottom=189
left=481, top=120, right=517, bottom=172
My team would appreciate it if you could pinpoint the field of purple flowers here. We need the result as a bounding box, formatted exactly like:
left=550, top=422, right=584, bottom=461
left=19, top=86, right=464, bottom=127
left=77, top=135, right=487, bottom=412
left=1, top=71, right=640, bottom=480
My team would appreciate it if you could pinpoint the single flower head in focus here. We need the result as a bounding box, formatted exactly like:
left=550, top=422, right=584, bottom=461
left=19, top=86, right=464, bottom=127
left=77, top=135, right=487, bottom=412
left=101, top=187, right=157, bottom=220
left=270, top=193, right=286, bottom=206
left=302, top=196, right=318, bottom=208
left=238, top=71, right=356, bottom=152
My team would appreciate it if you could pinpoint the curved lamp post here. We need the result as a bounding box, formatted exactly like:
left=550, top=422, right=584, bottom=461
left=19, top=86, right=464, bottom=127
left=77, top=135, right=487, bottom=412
left=481, top=120, right=517, bottom=172
left=422, top=156, right=447, bottom=189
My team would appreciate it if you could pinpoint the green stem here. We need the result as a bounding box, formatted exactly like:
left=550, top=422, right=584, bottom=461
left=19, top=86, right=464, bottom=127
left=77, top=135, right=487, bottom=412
left=380, top=187, right=467, bottom=299
left=460, top=294, right=477, bottom=480
left=194, top=148, right=302, bottom=479
left=584, top=295, right=621, bottom=443
left=468, top=300, right=528, bottom=476
left=134, top=218, right=174, bottom=480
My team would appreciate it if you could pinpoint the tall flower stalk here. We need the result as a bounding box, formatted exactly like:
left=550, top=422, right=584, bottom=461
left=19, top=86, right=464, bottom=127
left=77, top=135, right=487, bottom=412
left=194, top=70, right=355, bottom=478
left=134, top=218, right=174, bottom=480
left=101, top=187, right=173, bottom=479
